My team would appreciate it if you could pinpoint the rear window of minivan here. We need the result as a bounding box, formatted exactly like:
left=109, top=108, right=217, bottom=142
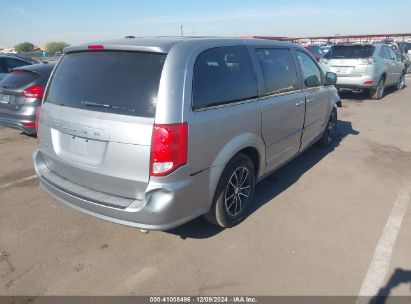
left=45, top=51, right=166, bottom=118
left=324, top=45, right=375, bottom=59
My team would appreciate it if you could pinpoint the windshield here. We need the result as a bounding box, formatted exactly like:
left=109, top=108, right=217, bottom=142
left=45, top=51, right=166, bottom=118
left=324, top=45, right=375, bottom=59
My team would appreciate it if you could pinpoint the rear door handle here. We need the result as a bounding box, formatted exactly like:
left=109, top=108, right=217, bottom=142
left=296, top=100, right=304, bottom=106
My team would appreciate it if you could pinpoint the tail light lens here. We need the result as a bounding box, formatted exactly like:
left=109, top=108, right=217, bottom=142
left=359, top=58, right=375, bottom=65
left=35, top=107, right=41, bottom=131
left=23, top=122, right=36, bottom=128
left=22, top=85, right=45, bottom=99
left=150, top=123, right=188, bottom=177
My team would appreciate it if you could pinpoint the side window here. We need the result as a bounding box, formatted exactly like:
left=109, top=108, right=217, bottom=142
left=387, top=48, right=397, bottom=61
left=255, top=48, right=299, bottom=95
left=296, top=51, right=322, bottom=88
left=192, top=46, right=257, bottom=109
left=4, top=58, right=29, bottom=72
left=379, top=47, right=389, bottom=59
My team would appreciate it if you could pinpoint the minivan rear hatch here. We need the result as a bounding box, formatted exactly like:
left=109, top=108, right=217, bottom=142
left=38, top=50, right=166, bottom=206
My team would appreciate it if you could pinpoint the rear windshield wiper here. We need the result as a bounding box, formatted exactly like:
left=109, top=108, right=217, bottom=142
left=81, top=100, right=136, bottom=113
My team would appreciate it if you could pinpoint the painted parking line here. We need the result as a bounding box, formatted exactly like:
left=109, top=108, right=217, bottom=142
left=357, top=183, right=411, bottom=302
left=0, top=175, right=37, bottom=189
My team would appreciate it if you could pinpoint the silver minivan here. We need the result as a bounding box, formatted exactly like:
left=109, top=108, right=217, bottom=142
left=33, top=37, right=341, bottom=230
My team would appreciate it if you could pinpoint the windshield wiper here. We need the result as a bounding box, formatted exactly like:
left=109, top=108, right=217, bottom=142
left=81, top=100, right=135, bottom=113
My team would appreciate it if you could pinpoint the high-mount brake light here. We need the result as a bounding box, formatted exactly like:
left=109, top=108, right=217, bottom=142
left=88, top=45, right=104, bottom=49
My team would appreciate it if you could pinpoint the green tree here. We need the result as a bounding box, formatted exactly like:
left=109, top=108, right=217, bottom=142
left=44, top=41, right=70, bottom=54
left=14, top=42, right=35, bottom=52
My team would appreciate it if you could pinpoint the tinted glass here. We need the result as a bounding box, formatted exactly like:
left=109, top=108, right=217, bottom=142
left=0, top=71, right=39, bottom=88
left=308, top=45, right=324, bottom=56
left=46, top=51, right=166, bottom=118
left=255, top=48, right=299, bottom=95
left=379, top=47, right=390, bottom=59
left=0, top=59, right=5, bottom=73
left=4, top=58, right=30, bottom=71
left=297, top=51, right=322, bottom=88
left=324, top=45, right=375, bottom=59
left=387, top=48, right=398, bottom=60
left=192, top=46, right=257, bottom=109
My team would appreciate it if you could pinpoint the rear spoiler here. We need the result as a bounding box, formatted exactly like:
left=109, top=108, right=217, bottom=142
left=64, top=44, right=166, bottom=54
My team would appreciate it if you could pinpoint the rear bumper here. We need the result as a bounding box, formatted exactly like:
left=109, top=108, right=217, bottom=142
left=335, top=75, right=379, bottom=89
left=0, top=115, right=36, bottom=134
left=33, top=150, right=208, bottom=231
left=0, top=108, right=37, bottom=134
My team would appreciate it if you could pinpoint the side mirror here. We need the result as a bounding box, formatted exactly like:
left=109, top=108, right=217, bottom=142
left=325, top=72, right=337, bottom=85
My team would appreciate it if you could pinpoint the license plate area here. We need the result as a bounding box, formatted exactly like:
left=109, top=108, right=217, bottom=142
left=331, top=66, right=353, bottom=75
left=51, top=129, right=108, bottom=167
left=0, top=94, right=15, bottom=104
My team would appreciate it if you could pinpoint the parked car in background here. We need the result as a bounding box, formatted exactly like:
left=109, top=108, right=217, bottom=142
left=0, top=54, right=38, bottom=82
left=0, top=63, right=54, bottom=134
left=304, top=44, right=325, bottom=61
left=320, top=43, right=406, bottom=99
left=394, top=50, right=410, bottom=74
left=321, top=45, right=332, bottom=54
left=34, top=37, right=341, bottom=231
left=392, top=42, right=411, bottom=73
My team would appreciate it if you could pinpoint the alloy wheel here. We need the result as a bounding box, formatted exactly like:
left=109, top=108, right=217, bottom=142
left=397, top=75, right=405, bottom=90
left=224, top=166, right=251, bottom=217
left=377, top=79, right=384, bottom=99
left=327, top=110, right=337, bottom=142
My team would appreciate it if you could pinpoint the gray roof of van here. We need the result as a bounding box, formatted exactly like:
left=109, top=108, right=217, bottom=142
left=64, top=36, right=297, bottom=54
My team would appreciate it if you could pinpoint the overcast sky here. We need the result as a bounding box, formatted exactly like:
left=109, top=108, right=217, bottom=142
left=1, top=0, right=411, bottom=47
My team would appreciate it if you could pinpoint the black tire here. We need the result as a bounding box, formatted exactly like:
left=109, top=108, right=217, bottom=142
left=205, top=153, right=256, bottom=228
left=317, top=108, right=337, bottom=148
left=396, top=73, right=405, bottom=90
left=370, top=77, right=385, bottom=100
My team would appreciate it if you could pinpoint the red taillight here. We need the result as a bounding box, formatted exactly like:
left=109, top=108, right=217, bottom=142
left=23, top=122, right=36, bottom=128
left=363, top=80, right=374, bottom=85
left=88, top=45, right=104, bottom=49
left=35, top=107, right=41, bottom=131
left=150, top=123, right=188, bottom=177
left=22, top=85, right=45, bottom=99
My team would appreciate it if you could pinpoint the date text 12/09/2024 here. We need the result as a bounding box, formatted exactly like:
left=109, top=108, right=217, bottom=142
left=150, top=297, right=258, bottom=303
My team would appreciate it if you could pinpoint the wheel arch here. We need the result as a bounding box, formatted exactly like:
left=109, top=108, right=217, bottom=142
left=206, top=133, right=265, bottom=212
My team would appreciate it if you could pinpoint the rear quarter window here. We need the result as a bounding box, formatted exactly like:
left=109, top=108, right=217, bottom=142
left=45, top=51, right=166, bottom=118
left=192, top=46, right=258, bottom=109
